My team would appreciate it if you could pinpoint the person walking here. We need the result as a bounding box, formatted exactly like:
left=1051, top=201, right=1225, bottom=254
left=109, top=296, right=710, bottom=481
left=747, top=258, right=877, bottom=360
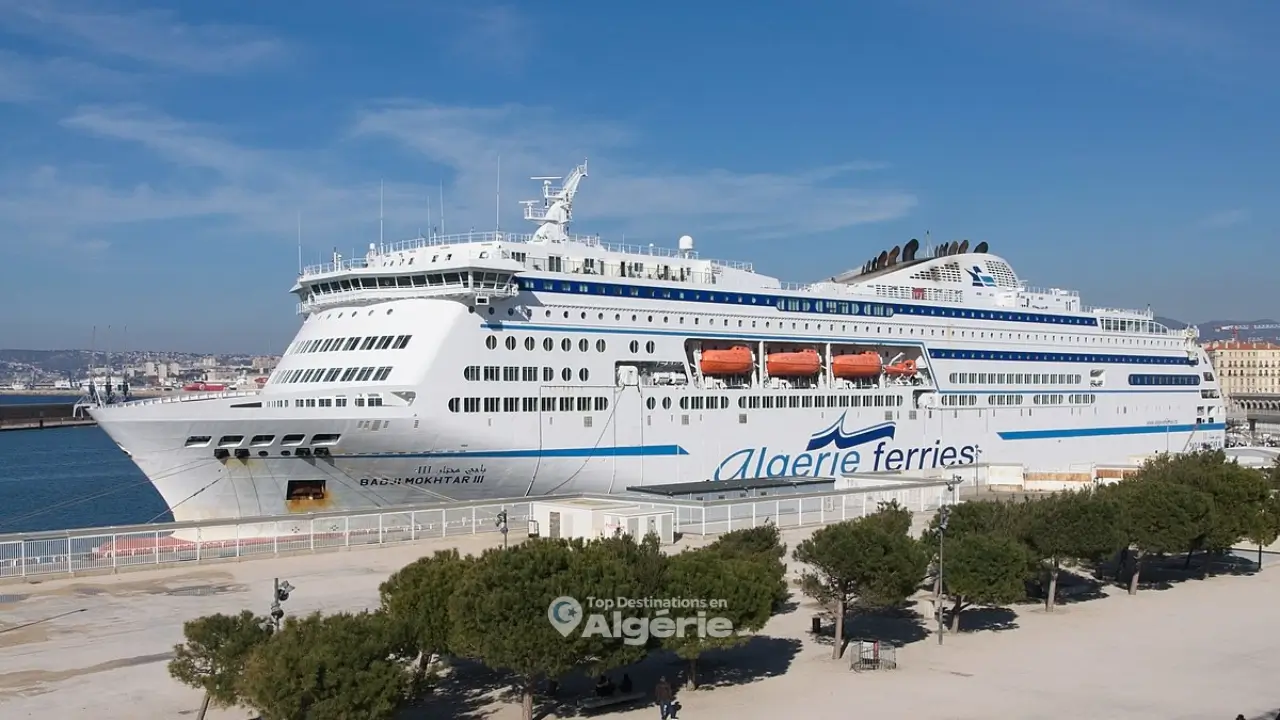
left=655, top=676, right=674, bottom=719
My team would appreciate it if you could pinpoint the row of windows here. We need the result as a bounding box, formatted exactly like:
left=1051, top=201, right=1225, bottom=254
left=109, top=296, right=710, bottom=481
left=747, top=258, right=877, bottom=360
left=516, top=277, right=1102, bottom=328
left=1033, top=394, right=1097, bottom=404
left=447, top=396, right=610, bottom=413
left=941, top=395, right=978, bottom=406
left=305, top=270, right=511, bottom=298
left=264, top=395, right=385, bottom=408
left=485, top=335, right=610, bottom=353
left=1128, top=374, right=1200, bottom=386
left=277, top=366, right=394, bottom=384
left=731, top=394, right=905, bottom=410
left=949, top=372, right=1082, bottom=385
left=463, top=365, right=592, bottom=383
left=186, top=432, right=341, bottom=448
left=288, top=334, right=412, bottom=354
left=931, top=349, right=1192, bottom=366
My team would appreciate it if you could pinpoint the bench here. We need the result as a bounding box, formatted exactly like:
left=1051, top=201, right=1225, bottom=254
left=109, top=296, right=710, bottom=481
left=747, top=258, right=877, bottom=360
left=580, top=691, right=647, bottom=714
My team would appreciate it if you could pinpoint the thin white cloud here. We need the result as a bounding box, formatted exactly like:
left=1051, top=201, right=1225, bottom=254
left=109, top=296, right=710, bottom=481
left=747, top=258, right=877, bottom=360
left=0, top=50, right=137, bottom=104
left=352, top=102, right=916, bottom=241
left=445, top=5, right=530, bottom=72
left=0, top=0, right=286, bottom=74
left=0, top=101, right=915, bottom=265
left=1201, top=208, right=1250, bottom=229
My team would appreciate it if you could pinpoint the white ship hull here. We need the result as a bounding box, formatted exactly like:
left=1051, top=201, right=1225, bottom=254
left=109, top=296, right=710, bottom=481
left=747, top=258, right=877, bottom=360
left=88, top=163, right=1225, bottom=539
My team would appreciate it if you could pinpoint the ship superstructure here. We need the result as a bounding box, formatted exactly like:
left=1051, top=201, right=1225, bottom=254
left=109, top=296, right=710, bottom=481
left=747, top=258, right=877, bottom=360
left=90, top=162, right=1224, bottom=535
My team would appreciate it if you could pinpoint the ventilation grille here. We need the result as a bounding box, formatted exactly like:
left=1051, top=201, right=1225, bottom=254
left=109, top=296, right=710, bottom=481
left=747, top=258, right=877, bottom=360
left=910, top=262, right=964, bottom=283
left=986, top=260, right=1018, bottom=287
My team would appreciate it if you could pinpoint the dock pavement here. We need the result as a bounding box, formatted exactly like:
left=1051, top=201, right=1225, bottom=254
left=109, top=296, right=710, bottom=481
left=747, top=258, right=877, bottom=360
left=2, top=518, right=1280, bottom=719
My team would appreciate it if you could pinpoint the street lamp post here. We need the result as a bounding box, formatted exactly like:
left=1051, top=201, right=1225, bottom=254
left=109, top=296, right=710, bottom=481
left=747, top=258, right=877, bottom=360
left=270, top=578, right=294, bottom=632
left=495, top=509, right=509, bottom=549
left=936, top=477, right=958, bottom=646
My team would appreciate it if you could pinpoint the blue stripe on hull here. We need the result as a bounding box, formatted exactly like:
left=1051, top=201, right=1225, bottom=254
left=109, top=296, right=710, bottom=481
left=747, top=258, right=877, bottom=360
left=998, top=422, right=1226, bottom=441
left=333, top=444, right=690, bottom=460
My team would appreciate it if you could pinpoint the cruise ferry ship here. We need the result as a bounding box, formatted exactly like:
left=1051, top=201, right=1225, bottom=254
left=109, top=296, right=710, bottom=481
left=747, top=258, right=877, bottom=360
left=90, top=162, right=1225, bottom=535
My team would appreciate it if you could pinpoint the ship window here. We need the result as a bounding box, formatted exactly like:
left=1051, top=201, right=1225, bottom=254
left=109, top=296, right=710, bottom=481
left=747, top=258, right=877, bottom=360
left=185, top=435, right=212, bottom=447
left=578, top=338, right=589, bottom=352
left=373, top=367, right=393, bottom=381
left=543, top=367, right=554, bottom=382
left=312, top=433, right=341, bottom=445
left=360, top=337, right=378, bottom=351
left=344, top=337, right=360, bottom=351
left=522, top=366, right=538, bottom=381
left=464, top=398, right=480, bottom=412
left=559, top=397, right=573, bottom=411
left=525, top=337, right=536, bottom=351
left=356, top=367, right=376, bottom=381
left=340, top=367, right=359, bottom=382
left=647, top=397, right=657, bottom=410
left=392, top=335, right=412, bottom=349
left=376, top=336, right=394, bottom=350
left=579, top=368, right=590, bottom=382
left=503, top=366, right=519, bottom=382
left=448, top=398, right=460, bottom=412
left=484, top=366, right=500, bottom=381
left=561, top=338, right=572, bottom=352
left=324, top=368, right=342, bottom=382
left=596, top=339, right=607, bottom=352
left=561, top=367, right=572, bottom=382
left=218, top=435, right=245, bottom=447
left=250, top=434, right=275, bottom=446
left=541, top=397, right=555, bottom=412
left=367, top=395, right=383, bottom=407
left=463, top=366, right=478, bottom=381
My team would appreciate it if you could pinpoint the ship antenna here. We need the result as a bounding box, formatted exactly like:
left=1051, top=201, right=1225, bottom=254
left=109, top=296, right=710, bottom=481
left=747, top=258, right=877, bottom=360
left=296, top=210, right=303, bottom=274
left=426, top=191, right=432, bottom=240
left=495, top=153, right=501, bottom=233
left=379, top=179, right=384, bottom=250
left=439, top=179, right=446, bottom=235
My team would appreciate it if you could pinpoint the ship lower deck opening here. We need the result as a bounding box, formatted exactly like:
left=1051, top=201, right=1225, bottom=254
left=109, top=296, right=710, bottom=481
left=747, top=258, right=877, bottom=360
left=286, top=480, right=327, bottom=502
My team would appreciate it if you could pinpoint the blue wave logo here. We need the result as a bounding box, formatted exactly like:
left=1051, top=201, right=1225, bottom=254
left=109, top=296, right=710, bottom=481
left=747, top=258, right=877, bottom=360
left=805, top=414, right=897, bottom=452
left=966, top=265, right=996, bottom=287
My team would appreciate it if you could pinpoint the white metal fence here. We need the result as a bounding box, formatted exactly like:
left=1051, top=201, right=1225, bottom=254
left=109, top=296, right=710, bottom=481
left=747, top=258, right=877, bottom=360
left=0, top=481, right=955, bottom=583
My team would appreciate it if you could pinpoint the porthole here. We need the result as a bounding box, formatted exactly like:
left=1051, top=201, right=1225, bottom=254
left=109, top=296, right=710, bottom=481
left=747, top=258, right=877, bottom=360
left=646, top=341, right=655, bottom=354
left=578, top=338, right=589, bottom=352
left=631, top=314, right=637, bottom=321
left=579, top=368, right=589, bottom=382
left=505, top=336, right=517, bottom=350
left=563, top=311, right=569, bottom=318
left=647, top=315, right=653, bottom=323
left=561, top=338, right=572, bottom=352
left=646, top=397, right=656, bottom=409
left=543, top=338, right=553, bottom=351
left=596, top=339, right=606, bottom=352
left=662, top=397, right=672, bottom=410
left=508, top=308, right=515, bottom=316
left=598, top=312, right=604, bottom=320
left=525, top=337, right=535, bottom=351
left=486, top=336, right=497, bottom=350
left=615, top=314, right=621, bottom=321
left=488, top=307, right=496, bottom=315
left=562, top=367, right=572, bottom=382
left=629, top=340, right=639, bottom=353
left=580, top=312, right=587, bottom=319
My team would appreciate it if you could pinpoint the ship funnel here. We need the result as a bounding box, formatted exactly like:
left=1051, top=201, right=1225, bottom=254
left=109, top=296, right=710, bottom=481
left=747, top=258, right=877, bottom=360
left=877, top=249, right=888, bottom=268
left=888, top=245, right=900, bottom=265
left=947, top=240, right=959, bottom=255
left=974, top=241, right=989, bottom=254
left=958, top=239, right=969, bottom=253
left=903, top=238, right=919, bottom=262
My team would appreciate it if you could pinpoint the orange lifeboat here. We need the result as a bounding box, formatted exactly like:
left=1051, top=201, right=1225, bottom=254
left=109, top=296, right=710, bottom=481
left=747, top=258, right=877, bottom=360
left=700, top=346, right=754, bottom=375
left=832, top=352, right=883, bottom=379
left=767, top=349, right=821, bottom=377
left=884, top=359, right=918, bottom=377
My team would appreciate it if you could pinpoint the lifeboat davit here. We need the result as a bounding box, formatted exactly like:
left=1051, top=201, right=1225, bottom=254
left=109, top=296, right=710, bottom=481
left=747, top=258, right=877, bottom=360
left=700, top=346, right=754, bottom=375
left=766, top=349, right=821, bottom=377
left=832, top=352, right=883, bottom=379
left=884, top=359, right=918, bottom=377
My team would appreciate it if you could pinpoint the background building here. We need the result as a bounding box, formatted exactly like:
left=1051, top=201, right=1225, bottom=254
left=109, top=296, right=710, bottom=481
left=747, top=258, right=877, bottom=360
left=1204, top=340, right=1280, bottom=412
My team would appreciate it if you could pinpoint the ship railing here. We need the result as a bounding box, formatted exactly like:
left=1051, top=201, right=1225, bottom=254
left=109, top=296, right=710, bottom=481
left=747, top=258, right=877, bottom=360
left=0, top=481, right=960, bottom=582
left=109, top=389, right=262, bottom=408
left=1018, top=286, right=1080, bottom=297
left=299, top=232, right=757, bottom=278
left=297, top=282, right=518, bottom=313
left=1085, top=305, right=1155, bottom=319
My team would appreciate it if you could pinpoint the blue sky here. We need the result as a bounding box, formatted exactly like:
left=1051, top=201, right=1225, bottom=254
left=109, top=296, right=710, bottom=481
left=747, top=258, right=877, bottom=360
left=1, top=0, right=1277, bottom=353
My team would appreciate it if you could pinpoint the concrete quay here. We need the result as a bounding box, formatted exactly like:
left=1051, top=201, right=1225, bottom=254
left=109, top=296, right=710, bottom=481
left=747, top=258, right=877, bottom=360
left=3, top=522, right=1280, bottom=719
